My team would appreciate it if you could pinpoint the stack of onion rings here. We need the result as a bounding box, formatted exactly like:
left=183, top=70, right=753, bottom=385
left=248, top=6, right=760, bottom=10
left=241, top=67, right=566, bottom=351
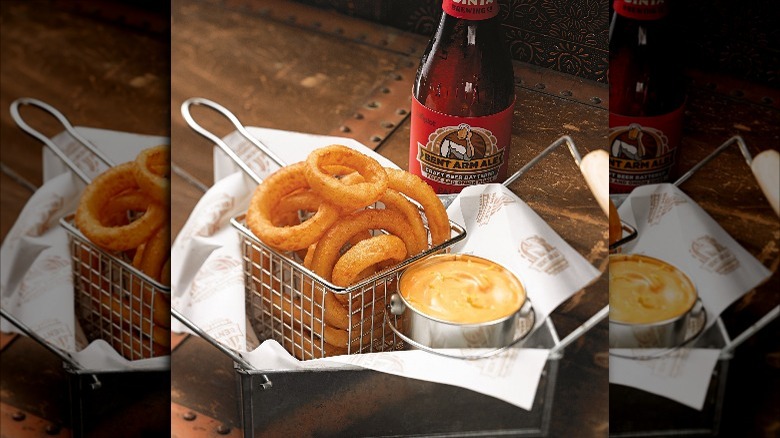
left=245, top=145, right=450, bottom=358
left=74, top=145, right=171, bottom=359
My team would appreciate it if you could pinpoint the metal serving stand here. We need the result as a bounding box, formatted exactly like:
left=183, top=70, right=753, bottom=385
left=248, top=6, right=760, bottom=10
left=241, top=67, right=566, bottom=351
left=1, top=98, right=170, bottom=437
left=174, top=97, right=609, bottom=437
left=609, top=135, right=780, bottom=437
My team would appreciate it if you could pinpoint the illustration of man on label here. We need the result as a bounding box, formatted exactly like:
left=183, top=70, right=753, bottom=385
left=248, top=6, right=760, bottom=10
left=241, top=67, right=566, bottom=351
left=611, top=124, right=644, bottom=160
left=441, top=123, right=475, bottom=161
left=610, top=124, right=668, bottom=161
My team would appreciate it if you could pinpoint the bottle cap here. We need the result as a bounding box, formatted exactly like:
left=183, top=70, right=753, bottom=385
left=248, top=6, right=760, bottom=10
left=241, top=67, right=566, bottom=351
left=613, top=0, right=669, bottom=20
left=443, top=0, right=500, bottom=20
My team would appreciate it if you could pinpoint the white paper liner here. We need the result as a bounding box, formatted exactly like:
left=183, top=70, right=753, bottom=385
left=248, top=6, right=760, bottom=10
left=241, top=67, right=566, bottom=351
left=1, top=127, right=170, bottom=372
left=610, top=183, right=773, bottom=410
left=172, top=126, right=602, bottom=410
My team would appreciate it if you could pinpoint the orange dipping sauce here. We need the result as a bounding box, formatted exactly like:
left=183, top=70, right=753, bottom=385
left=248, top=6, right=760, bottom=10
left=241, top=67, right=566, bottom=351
left=610, top=254, right=697, bottom=324
left=399, top=254, right=526, bottom=324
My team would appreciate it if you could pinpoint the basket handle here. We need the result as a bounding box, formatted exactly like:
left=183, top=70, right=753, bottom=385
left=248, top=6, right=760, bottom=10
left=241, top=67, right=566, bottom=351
left=9, top=97, right=115, bottom=184
left=180, top=97, right=287, bottom=186
left=675, top=135, right=778, bottom=216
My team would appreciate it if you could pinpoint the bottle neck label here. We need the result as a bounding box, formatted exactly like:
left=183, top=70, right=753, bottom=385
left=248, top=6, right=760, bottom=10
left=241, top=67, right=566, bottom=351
left=608, top=103, right=684, bottom=193
left=443, top=0, right=499, bottom=20
left=409, top=96, right=514, bottom=194
left=613, top=0, right=669, bottom=21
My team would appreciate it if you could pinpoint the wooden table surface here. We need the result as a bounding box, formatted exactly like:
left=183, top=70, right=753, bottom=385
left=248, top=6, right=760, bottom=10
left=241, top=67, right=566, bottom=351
left=1, top=0, right=777, bottom=437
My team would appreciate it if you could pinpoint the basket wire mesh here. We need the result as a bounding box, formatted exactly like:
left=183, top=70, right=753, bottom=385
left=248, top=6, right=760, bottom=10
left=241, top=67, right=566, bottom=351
left=62, top=216, right=170, bottom=361
left=233, top=214, right=467, bottom=360
left=7, top=97, right=171, bottom=362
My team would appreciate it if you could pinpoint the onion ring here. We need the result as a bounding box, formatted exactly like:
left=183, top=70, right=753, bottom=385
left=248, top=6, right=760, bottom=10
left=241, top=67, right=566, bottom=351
left=332, top=235, right=406, bottom=287
left=310, top=209, right=420, bottom=285
left=133, top=145, right=170, bottom=204
left=138, top=226, right=169, bottom=282
left=385, top=168, right=450, bottom=246
left=341, top=171, right=428, bottom=250
left=305, top=145, right=388, bottom=210
left=246, top=162, right=341, bottom=251
left=99, top=189, right=150, bottom=226
left=379, top=189, right=428, bottom=253
left=75, top=162, right=165, bottom=251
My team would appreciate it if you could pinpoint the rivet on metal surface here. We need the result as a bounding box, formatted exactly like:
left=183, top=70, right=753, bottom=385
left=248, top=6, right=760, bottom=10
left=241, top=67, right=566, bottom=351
left=366, top=101, right=380, bottom=109
left=353, top=113, right=364, bottom=120
left=12, top=411, right=26, bottom=421
left=216, top=424, right=232, bottom=435
left=381, top=87, right=390, bottom=94
left=45, top=424, right=62, bottom=435
left=370, top=135, right=382, bottom=142
left=392, top=73, right=403, bottom=81
left=339, top=125, right=351, bottom=133
left=396, top=108, right=407, bottom=115
left=535, top=83, right=546, bottom=90
left=590, top=97, right=602, bottom=104
left=183, top=411, right=197, bottom=421
left=381, top=121, right=395, bottom=129
left=560, top=90, right=573, bottom=97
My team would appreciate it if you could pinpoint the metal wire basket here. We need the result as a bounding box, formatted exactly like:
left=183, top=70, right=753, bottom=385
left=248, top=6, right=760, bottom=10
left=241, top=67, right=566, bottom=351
left=9, top=97, right=171, bottom=361
left=61, top=216, right=170, bottom=361
left=232, top=214, right=467, bottom=359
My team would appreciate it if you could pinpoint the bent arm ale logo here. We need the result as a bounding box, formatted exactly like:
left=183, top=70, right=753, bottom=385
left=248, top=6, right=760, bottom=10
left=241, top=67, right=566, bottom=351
left=608, top=104, right=683, bottom=190
left=410, top=96, right=513, bottom=193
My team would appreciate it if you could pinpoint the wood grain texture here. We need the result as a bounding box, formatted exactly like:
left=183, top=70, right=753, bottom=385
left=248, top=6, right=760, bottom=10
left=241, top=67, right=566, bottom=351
left=0, top=0, right=169, bottom=240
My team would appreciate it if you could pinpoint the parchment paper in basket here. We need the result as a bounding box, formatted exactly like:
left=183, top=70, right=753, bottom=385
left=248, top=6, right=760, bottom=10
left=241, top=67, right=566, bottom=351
left=617, top=183, right=772, bottom=329
left=1, top=126, right=169, bottom=371
left=610, top=183, right=773, bottom=410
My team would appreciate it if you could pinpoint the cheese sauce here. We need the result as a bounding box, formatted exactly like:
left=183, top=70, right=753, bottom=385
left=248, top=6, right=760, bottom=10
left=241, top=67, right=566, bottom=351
left=610, top=254, right=697, bottom=324
left=399, top=254, right=525, bottom=324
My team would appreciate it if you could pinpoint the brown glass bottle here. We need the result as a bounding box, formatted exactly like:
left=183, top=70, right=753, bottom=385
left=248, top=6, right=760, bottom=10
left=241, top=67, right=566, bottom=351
left=609, top=0, right=686, bottom=193
left=409, top=0, right=515, bottom=194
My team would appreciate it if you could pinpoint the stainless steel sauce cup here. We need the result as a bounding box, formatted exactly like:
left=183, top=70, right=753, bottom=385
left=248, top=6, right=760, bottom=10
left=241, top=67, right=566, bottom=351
left=389, top=254, right=533, bottom=350
left=609, top=254, right=703, bottom=349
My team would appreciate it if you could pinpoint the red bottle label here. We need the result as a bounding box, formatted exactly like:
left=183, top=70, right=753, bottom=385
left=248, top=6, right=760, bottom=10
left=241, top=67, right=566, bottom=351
left=443, top=0, right=499, bottom=20
left=608, top=104, right=684, bottom=193
left=613, top=0, right=669, bottom=20
left=409, top=96, right=513, bottom=194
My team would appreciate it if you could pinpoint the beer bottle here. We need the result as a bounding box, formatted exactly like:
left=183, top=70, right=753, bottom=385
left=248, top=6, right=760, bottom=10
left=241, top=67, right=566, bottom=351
left=609, top=0, right=686, bottom=193
left=409, top=0, right=515, bottom=194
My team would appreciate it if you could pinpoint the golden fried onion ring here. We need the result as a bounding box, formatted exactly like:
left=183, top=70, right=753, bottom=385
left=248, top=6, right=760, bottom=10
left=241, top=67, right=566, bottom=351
left=332, top=234, right=406, bottom=287
left=133, top=145, right=170, bottom=204
left=75, top=162, right=165, bottom=251
left=246, top=162, right=341, bottom=251
left=305, top=145, right=388, bottom=210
